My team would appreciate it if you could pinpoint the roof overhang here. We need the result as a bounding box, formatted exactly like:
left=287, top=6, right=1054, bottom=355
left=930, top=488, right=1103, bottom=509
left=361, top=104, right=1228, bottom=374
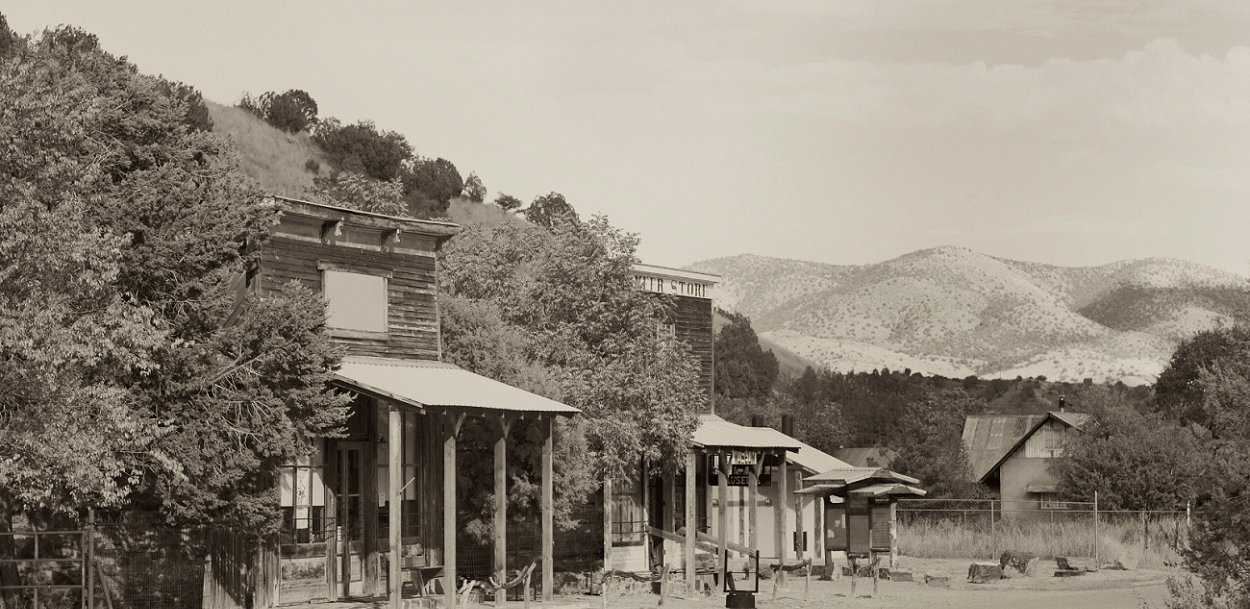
left=333, top=357, right=579, bottom=417
left=690, top=414, right=800, bottom=453
left=805, top=467, right=920, bottom=486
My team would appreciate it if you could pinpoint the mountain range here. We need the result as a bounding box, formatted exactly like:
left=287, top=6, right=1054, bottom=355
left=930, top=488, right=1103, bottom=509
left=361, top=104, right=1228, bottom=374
left=689, top=247, right=1247, bottom=385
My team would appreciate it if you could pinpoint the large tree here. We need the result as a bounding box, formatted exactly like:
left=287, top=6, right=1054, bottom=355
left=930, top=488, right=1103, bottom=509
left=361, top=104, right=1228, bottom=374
left=714, top=309, right=779, bottom=399
left=0, top=25, right=347, bottom=542
left=439, top=214, right=703, bottom=535
left=1050, top=394, right=1207, bottom=511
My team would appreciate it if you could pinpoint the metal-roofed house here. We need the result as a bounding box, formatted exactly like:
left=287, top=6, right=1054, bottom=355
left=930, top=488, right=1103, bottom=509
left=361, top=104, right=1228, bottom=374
left=244, top=197, right=580, bottom=609
left=962, top=410, right=1089, bottom=515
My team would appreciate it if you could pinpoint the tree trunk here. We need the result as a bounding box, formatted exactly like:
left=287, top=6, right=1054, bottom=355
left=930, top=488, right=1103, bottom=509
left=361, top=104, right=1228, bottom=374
left=0, top=487, right=21, bottom=609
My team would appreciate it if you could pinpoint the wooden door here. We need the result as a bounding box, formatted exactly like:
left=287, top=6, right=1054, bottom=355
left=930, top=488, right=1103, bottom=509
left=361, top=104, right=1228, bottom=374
left=337, top=442, right=368, bottom=598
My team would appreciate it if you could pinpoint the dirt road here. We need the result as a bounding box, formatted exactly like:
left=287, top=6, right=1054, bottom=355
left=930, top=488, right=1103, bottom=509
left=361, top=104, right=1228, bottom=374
left=562, top=557, right=1178, bottom=609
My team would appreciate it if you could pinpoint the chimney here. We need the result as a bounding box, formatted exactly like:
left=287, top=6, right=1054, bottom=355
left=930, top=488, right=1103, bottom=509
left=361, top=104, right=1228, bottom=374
left=1058, top=395, right=1066, bottom=413
left=781, top=414, right=795, bottom=437
left=750, top=415, right=764, bottom=428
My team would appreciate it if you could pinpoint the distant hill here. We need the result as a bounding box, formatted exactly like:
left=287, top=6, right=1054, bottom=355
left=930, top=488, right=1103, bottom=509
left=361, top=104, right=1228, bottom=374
left=691, top=248, right=1248, bottom=384
left=207, top=101, right=325, bottom=199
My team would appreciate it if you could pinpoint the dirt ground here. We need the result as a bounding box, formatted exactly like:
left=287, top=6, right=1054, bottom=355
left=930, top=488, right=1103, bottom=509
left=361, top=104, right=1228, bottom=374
left=550, top=558, right=1178, bottom=609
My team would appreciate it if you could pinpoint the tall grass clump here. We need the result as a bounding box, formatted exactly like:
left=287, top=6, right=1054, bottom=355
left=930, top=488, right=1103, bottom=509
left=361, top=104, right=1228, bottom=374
left=898, top=514, right=1185, bottom=568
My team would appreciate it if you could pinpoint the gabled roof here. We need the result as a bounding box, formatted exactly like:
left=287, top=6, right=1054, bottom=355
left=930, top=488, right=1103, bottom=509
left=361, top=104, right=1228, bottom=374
left=962, top=411, right=1090, bottom=483
left=784, top=436, right=854, bottom=476
left=804, top=467, right=919, bottom=485
left=334, top=357, right=579, bottom=415
left=691, top=414, right=800, bottom=452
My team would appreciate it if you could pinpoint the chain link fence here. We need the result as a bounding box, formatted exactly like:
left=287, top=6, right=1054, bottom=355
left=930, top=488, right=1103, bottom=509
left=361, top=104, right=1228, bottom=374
left=895, top=498, right=1188, bottom=567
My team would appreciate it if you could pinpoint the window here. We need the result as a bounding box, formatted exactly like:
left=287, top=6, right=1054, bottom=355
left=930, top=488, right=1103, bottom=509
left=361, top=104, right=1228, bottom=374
left=323, top=269, right=388, bottom=334
left=1039, top=492, right=1062, bottom=510
left=1041, top=421, right=1065, bottom=458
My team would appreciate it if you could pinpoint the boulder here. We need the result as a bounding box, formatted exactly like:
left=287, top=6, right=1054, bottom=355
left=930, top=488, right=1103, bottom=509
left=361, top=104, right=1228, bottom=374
left=967, top=562, right=1003, bottom=584
left=999, top=550, right=1039, bottom=577
left=924, top=574, right=951, bottom=588
left=1115, top=552, right=1139, bottom=571
left=1053, top=569, right=1086, bottom=577
left=1055, top=556, right=1096, bottom=572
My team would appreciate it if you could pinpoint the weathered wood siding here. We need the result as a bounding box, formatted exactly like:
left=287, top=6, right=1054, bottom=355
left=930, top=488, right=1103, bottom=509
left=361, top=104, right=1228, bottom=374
left=672, top=295, right=714, bottom=413
left=258, top=232, right=440, bottom=361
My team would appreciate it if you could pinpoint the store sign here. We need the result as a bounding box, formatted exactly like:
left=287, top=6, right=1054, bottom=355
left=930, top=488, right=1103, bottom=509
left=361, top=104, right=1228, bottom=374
left=635, top=274, right=709, bottom=298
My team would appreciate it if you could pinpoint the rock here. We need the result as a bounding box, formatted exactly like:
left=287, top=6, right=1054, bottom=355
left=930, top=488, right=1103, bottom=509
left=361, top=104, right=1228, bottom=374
left=999, top=550, right=1039, bottom=577
left=924, top=574, right=951, bottom=588
left=1055, top=556, right=1096, bottom=572
left=890, top=571, right=914, bottom=583
left=1115, top=552, right=1139, bottom=571
left=968, top=562, right=1003, bottom=584
left=1053, top=569, right=1086, bottom=577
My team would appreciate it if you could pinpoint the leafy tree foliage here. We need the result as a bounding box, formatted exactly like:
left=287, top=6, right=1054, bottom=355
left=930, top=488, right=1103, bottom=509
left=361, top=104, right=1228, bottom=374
left=522, top=192, right=579, bottom=228
left=714, top=310, right=779, bottom=399
left=0, top=26, right=348, bottom=541
left=313, top=171, right=407, bottom=216
left=1051, top=394, right=1207, bottom=510
left=402, top=156, right=463, bottom=217
left=889, top=390, right=987, bottom=498
left=312, top=118, right=413, bottom=181
left=463, top=171, right=487, bottom=204
left=1170, top=331, right=1250, bottom=606
left=1156, top=327, right=1250, bottom=425
left=494, top=193, right=523, bottom=212
left=439, top=217, right=703, bottom=537
left=238, top=89, right=319, bottom=133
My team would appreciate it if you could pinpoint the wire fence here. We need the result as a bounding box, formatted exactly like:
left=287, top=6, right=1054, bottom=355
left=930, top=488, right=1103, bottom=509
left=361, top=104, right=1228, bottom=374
left=895, top=498, right=1189, bottom=567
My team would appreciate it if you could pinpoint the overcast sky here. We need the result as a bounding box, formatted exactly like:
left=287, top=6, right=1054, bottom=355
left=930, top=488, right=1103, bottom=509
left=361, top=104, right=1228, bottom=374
left=7, top=1, right=1250, bottom=275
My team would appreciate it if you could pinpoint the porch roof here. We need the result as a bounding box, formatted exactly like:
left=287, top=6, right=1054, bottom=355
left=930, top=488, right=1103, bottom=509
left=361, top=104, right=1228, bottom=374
left=691, top=414, right=801, bottom=452
left=333, top=356, right=580, bottom=415
left=804, top=467, right=920, bottom=485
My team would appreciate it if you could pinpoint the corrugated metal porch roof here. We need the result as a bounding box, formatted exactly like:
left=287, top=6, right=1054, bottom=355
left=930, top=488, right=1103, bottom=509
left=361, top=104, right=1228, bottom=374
left=333, top=357, right=579, bottom=415
left=691, top=414, right=800, bottom=452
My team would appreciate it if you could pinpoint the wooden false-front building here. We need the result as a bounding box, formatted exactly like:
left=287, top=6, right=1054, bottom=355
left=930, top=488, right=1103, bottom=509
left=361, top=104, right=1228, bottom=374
left=254, top=197, right=579, bottom=609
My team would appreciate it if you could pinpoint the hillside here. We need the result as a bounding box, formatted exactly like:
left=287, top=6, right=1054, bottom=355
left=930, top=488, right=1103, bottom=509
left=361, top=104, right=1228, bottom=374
left=691, top=248, right=1248, bottom=384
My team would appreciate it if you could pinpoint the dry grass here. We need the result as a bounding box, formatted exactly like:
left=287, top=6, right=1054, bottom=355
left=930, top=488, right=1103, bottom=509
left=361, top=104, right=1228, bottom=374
left=898, top=515, right=1185, bottom=569
left=206, top=101, right=326, bottom=198
left=446, top=198, right=529, bottom=228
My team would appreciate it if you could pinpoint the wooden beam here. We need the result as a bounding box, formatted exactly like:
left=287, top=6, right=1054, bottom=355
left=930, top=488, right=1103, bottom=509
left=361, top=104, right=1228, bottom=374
left=444, top=414, right=459, bottom=609
left=776, top=454, right=789, bottom=568
left=749, top=454, right=762, bottom=556
left=603, top=475, right=613, bottom=574
left=676, top=527, right=756, bottom=557
left=541, top=416, right=554, bottom=603
left=663, top=471, right=676, bottom=570
left=494, top=415, right=511, bottom=607
left=388, top=405, right=402, bottom=609
left=684, top=450, right=696, bottom=593
left=717, top=452, right=729, bottom=593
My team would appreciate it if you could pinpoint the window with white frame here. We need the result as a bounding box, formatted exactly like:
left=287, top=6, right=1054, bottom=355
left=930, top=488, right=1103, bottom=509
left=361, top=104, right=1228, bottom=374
left=1039, top=492, right=1062, bottom=510
left=323, top=269, right=388, bottom=333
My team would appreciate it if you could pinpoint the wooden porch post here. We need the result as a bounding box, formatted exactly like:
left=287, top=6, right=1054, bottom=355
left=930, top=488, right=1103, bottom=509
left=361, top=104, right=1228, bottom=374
left=444, top=412, right=464, bottom=609
left=541, top=416, right=554, bottom=603
left=717, top=453, right=729, bottom=594
left=663, top=471, right=676, bottom=571
left=495, top=415, right=512, bottom=607
left=749, top=454, right=763, bottom=553
left=684, top=449, right=697, bottom=592
left=388, top=405, right=403, bottom=609
left=642, top=458, right=651, bottom=570
left=776, top=454, right=788, bottom=568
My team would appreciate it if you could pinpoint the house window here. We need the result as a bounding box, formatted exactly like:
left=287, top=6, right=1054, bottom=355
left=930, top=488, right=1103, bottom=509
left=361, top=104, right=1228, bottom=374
left=1039, top=492, right=1062, bottom=510
left=1041, top=421, right=1065, bottom=458
left=323, top=269, right=388, bottom=334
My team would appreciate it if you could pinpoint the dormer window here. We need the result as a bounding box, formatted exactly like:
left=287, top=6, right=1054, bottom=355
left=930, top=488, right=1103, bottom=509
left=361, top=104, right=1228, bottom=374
left=321, top=265, right=390, bottom=335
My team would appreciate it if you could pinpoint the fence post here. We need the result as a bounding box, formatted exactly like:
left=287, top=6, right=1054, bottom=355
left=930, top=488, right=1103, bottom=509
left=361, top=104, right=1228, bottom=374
left=989, top=500, right=996, bottom=560
left=1093, top=492, right=1099, bottom=566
